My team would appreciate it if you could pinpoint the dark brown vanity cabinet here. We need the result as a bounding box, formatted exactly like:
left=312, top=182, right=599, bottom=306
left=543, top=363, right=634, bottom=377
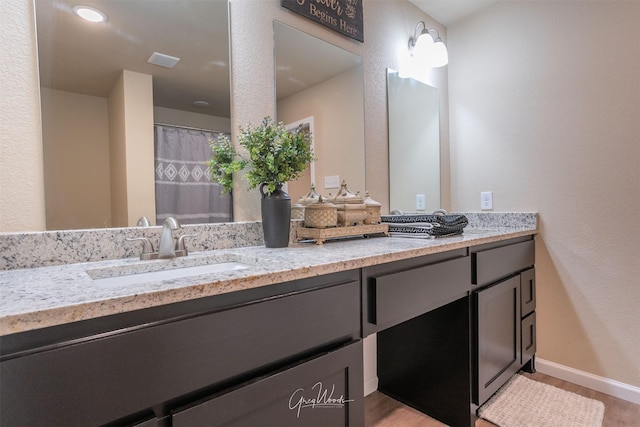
left=1, top=235, right=537, bottom=426
left=471, top=237, right=536, bottom=406
left=0, top=270, right=363, bottom=427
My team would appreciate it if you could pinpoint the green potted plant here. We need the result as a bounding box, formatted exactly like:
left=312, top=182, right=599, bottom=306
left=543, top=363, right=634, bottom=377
left=208, top=117, right=314, bottom=247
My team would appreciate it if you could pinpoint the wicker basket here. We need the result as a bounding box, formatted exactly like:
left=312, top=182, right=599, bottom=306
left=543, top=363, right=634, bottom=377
left=304, top=197, right=338, bottom=228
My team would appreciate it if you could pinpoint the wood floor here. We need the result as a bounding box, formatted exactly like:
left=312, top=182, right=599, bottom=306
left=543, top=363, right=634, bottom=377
left=365, top=372, right=640, bottom=426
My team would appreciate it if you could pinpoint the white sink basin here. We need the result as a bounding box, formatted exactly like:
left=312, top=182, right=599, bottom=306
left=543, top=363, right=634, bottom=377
left=87, top=253, right=263, bottom=288
left=90, top=262, right=250, bottom=288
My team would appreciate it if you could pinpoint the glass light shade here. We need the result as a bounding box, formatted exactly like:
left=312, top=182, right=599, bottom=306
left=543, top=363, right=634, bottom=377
left=413, top=32, right=435, bottom=59
left=431, top=40, right=449, bottom=67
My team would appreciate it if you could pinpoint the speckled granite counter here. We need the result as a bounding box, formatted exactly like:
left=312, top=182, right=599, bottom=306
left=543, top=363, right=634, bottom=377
left=0, top=219, right=536, bottom=336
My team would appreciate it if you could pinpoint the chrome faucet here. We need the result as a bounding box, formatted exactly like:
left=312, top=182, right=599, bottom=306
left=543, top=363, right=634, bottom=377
left=126, top=217, right=198, bottom=260
left=158, top=217, right=181, bottom=259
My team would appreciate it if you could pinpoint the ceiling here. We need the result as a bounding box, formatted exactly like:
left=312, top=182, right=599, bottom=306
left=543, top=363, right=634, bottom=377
left=274, top=23, right=362, bottom=101
left=35, top=0, right=497, bottom=119
left=35, top=0, right=361, bottom=119
left=409, top=0, right=500, bottom=26
left=35, top=0, right=231, bottom=117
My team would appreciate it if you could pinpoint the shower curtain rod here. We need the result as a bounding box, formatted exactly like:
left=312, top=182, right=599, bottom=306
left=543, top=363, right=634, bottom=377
left=154, top=122, right=226, bottom=134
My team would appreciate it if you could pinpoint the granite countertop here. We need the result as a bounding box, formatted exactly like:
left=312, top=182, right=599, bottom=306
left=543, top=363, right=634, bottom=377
left=0, top=226, right=536, bottom=336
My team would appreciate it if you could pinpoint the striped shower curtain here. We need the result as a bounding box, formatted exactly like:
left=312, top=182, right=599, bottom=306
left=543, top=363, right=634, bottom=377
left=154, top=124, right=232, bottom=224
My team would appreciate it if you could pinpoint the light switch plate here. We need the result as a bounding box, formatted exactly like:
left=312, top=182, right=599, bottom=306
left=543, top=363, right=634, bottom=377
left=416, top=194, right=426, bottom=211
left=324, top=175, right=340, bottom=189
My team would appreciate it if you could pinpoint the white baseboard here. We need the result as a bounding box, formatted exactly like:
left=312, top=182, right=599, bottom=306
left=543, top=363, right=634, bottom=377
left=364, top=375, right=378, bottom=396
left=362, top=359, right=640, bottom=404
left=536, top=358, right=640, bottom=405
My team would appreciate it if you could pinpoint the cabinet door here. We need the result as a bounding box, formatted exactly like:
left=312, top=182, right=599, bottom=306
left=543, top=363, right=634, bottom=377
left=474, top=275, right=521, bottom=405
left=172, top=341, right=363, bottom=427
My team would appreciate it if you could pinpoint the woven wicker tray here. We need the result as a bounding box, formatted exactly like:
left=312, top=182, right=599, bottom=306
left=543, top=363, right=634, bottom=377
left=296, top=224, right=389, bottom=245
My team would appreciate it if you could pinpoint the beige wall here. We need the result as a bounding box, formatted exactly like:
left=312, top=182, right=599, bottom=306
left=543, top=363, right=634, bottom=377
left=35, top=93, right=228, bottom=230
left=123, top=71, right=156, bottom=226
left=278, top=66, right=366, bottom=200
left=41, top=88, right=112, bottom=229
left=108, top=70, right=156, bottom=227
left=0, top=0, right=46, bottom=231
left=449, top=1, right=640, bottom=387
left=154, top=107, right=231, bottom=132
left=107, top=73, right=127, bottom=227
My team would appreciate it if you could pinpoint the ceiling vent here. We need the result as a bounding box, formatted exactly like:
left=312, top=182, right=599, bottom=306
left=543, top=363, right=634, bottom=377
left=147, top=52, right=180, bottom=68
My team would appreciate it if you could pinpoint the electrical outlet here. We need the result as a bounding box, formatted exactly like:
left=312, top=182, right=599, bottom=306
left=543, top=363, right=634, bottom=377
left=481, top=191, right=493, bottom=210
left=324, top=175, right=340, bottom=189
left=416, top=194, right=426, bottom=211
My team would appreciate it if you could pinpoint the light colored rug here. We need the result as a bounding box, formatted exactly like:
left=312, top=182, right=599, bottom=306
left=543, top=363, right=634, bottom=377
left=478, top=374, right=605, bottom=427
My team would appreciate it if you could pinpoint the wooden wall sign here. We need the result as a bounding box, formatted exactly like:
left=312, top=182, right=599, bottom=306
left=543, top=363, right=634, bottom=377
left=281, top=0, right=364, bottom=43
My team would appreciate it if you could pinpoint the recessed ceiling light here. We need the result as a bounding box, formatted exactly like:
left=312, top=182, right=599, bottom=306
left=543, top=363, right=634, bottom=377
left=72, top=5, right=108, bottom=23
left=193, top=100, right=210, bottom=108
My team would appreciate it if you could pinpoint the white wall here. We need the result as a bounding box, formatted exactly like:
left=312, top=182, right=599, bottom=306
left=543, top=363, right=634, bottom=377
left=449, top=1, right=640, bottom=388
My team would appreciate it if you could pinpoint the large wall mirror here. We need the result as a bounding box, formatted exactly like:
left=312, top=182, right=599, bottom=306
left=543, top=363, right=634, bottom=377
left=274, top=21, right=366, bottom=202
left=387, top=69, right=441, bottom=213
left=35, top=0, right=230, bottom=230
left=29, top=3, right=368, bottom=233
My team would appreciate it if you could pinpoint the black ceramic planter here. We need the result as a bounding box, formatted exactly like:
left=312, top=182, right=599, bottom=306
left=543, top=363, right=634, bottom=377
left=260, top=183, right=291, bottom=248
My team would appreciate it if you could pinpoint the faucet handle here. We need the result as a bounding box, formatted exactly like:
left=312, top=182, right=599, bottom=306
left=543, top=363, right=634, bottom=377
left=136, top=216, right=151, bottom=227
left=125, top=237, right=154, bottom=255
left=176, top=233, right=199, bottom=255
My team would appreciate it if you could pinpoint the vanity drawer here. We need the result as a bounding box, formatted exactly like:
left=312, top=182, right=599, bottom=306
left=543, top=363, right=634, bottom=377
left=172, top=340, right=363, bottom=427
left=472, top=239, right=534, bottom=286
left=369, top=256, right=470, bottom=332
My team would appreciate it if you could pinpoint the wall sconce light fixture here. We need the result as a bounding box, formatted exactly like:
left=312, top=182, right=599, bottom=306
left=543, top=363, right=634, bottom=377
left=408, top=21, right=448, bottom=67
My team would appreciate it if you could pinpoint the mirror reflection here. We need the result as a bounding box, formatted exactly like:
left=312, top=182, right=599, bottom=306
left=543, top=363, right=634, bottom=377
left=387, top=69, right=441, bottom=213
left=35, top=0, right=230, bottom=230
left=274, top=21, right=366, bottom=202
